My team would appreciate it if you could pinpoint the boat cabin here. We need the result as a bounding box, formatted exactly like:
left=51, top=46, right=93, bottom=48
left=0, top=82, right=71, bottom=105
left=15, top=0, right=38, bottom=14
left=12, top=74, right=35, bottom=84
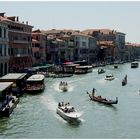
left=25, top=74, right=45, bottom=93
left=0, top=73, right=28, bottom=96
left=75, top=66, right=93, bottom=74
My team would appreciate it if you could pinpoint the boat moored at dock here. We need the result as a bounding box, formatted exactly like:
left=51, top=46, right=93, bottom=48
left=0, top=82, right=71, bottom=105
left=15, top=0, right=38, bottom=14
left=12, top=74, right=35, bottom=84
left=25, top=74, right=45, bottom=93
left=75, top=65, right=93, bottom=74
left=0, top=82, right=19, bottom=117
left=0, top=73, right=28, bottom=96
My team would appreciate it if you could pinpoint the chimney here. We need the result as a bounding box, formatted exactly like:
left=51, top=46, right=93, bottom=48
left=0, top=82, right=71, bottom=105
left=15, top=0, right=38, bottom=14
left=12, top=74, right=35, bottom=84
left=0, top=12, right=5, bottom=17
left=26, top=21, right=28, bottom=25
left=17, top=16, right=19, bottom=22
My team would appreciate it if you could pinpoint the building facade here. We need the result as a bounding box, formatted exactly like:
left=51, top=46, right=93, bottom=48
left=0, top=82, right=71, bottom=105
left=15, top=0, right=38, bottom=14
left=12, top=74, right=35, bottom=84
left=0, top=13, right=33, bottom=72
left=82, top=29, right=126, bottom=62
left=0, top=19, right=9, bottom=77
left=32, top=29, right=46, bottom=66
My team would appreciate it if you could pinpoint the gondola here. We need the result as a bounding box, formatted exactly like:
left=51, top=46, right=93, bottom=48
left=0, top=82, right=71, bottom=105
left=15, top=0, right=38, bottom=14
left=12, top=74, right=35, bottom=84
left=122, top=75, right=127, bottom=86
left=87, top=92, right=118, bottom=105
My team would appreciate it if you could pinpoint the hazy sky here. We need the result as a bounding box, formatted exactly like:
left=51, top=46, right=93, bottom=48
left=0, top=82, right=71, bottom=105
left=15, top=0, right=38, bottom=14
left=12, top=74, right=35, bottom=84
left=0, top=1, right=140, bottom=43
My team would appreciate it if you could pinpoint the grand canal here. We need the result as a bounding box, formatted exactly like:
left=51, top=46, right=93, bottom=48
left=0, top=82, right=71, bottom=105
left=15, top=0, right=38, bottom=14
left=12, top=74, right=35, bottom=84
left=0, top=62, right=140, bottom=139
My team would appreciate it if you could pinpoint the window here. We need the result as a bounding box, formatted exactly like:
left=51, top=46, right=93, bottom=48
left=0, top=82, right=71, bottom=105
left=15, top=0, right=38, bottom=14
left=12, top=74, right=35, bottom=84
left=4, top=63, right=7, bottom=75
left=4, top=44, right=7, bottom=56
left=0, top=44, right=2, bottom=56
left=4, top=28, right=6, bottom=38
left=0, top=27, right=2, bottom=38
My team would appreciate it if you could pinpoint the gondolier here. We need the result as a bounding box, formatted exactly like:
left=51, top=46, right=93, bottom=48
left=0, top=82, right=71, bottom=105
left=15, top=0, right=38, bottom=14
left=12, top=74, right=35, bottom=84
left=92, top=88, right=96, bottom=96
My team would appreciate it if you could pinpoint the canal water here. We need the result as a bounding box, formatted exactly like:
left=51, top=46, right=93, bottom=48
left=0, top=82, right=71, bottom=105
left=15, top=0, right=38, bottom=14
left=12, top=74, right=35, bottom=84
left=0, top=62, right=140, bottom=139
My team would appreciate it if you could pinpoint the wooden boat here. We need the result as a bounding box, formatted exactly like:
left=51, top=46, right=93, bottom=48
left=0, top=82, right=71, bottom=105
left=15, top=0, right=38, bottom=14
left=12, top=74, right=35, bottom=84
left=59, top=82, right=68, bottom=92
left=25, top=74, right=45, bottom=93
left=87, top=92, right=118, bottom=105
left=105, top=74, right=115, bottom=81
left=0, top=82, right=19, bottom=117
left=56, top=102, right=82, bottom=122
left=122, top=75, right=127, bottom=86
left=98, top=68, right=105, bottom=74
left=131, top=61, right=139, bottom=68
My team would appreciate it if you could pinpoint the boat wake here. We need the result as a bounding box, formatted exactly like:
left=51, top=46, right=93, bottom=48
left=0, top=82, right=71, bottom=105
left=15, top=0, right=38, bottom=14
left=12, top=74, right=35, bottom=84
left=40, top=94, right=57, bottom=112
left=97, top=78, right=106, bottom=84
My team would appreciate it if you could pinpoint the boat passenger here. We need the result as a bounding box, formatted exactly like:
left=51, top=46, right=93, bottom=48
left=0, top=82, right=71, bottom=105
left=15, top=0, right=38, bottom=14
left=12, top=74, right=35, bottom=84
left=64, top=107, right=68, bottom=113
left=65, top=82, right=68, bottom=86
left=61, top=101, right=64, bottom=106
left=71, top=107, right=75, bottom=112
left=58, top=102, right=61, bottom=107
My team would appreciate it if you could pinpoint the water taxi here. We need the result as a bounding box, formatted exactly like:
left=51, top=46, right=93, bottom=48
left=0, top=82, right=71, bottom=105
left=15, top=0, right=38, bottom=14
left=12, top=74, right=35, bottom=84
left=56, top=102, right=82, bottom=122
left=59, top=82, right=68, bottom=92
left=0, top=82, right=19, bottom=117
left=25, top=74, right=45, bottom=93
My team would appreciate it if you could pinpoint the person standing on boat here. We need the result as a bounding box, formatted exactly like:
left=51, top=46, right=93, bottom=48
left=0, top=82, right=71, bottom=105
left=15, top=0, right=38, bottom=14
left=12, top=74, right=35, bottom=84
left=92, top=88, right=96, bottom=97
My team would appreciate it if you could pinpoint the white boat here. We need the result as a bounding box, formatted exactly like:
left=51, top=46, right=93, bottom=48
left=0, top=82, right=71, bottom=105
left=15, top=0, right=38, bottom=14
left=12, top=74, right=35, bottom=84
left=59, top=82, right=68, bottom=92
left=105, top=74, right=115, bottom=81
left=56, top=103, right=82, bottom=122
left=25, top=74, right=45, bottom=93
left=131, top=61, right=139, bottom=68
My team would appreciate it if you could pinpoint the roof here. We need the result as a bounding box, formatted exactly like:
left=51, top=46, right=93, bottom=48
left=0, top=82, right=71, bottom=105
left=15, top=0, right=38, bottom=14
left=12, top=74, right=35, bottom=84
left=97, top=41, right=114, bottom=47
left=27, top=74, right=45, bottom=81
left=126, top=42, right=140, bottom=47
left=0, top=82, right=13, bottom=92
left=0, top=15, right=33, bottom=28
left=0, top=73, right=27, bottom=81
left=82, top=29, right=119, bottom=35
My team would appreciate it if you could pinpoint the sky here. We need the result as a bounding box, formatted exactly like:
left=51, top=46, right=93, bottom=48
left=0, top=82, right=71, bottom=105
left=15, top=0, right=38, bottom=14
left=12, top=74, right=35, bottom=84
left=0, top=1, right=140, bottom=43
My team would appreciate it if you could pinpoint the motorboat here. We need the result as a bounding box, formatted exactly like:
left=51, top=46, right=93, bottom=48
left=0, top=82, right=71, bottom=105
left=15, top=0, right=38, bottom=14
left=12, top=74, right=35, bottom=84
left=105, top=74, right=115, bottom=81
left=25, top=74, right=45, bottom=93
left=98, top=68, right=105, bottom=74
left=131, top=61, right=139, bottom=68
left=87, top=92, right=118, bottom=105
left=59, top=82, right=68, bottom=92
left=56, top=102, right=82, bottom=122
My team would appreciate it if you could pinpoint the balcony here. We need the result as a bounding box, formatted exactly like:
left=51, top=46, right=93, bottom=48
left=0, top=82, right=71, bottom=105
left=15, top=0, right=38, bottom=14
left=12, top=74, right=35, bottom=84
left=13, top=40, right=29, bottom=44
